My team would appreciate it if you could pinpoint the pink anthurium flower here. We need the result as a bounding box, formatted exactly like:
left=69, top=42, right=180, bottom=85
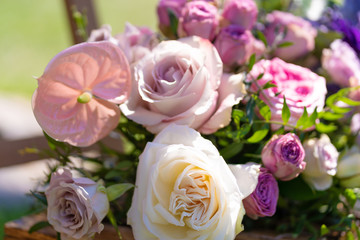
left=32, top=41, right=131, bottom=147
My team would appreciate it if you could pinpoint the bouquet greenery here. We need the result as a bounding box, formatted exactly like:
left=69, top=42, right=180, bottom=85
left=28, top=0, right=360, bottom=239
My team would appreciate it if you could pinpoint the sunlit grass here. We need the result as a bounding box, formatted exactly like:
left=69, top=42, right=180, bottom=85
left=0, top=0, right=158, bottom=99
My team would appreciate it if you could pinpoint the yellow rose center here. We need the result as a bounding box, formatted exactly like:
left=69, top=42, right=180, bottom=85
left=169, top=167, right=219, bottom=230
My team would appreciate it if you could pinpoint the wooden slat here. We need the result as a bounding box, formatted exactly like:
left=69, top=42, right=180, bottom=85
left=0, top=136, right=49, bottom=168
left=64, top=0, right=98, bottom=44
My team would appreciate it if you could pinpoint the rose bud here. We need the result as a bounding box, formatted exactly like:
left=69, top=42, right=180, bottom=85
left=302, top=134, right=339, bottom=191
left=242, top=168, right=279, bottom=219
left=214, top=25, right=264, bottom=67
left=222, top=0, right=258, bottom=30
left=177, top=1, right=219, bottom=41
left=264, top=11, right=317, bottom=61
left=45, top=168, right=109, bottom=240
left=262, top=133, right=306, bottom=181
left=322, top=40, right=360, bottom=87
left=336, top=146, right=360, bottom=188
left=157, top=0, right=187, bottom=38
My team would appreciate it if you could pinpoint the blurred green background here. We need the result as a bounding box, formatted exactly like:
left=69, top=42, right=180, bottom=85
left=0, top=0, right=159, bottom=99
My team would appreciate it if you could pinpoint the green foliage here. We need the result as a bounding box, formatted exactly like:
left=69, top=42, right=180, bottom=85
left=168, top=9, right=179, bottom=38
left=28, top=221, right=51, bottom=234
left=106, top=183, right=134, bottom=202
left=281, top=96, right=290, bottom=125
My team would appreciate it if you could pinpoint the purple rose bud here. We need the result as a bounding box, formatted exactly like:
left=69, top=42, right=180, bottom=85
left=264, top=11, right=317, bottom=61
left=243, top=168, right=279, bottom=219
left=214, top=25, right=264, bottom=67
left=322, top=40, right=360, bottom=87
left=262, top=133, right=306, bottom=181
left=222, top=0, right=258, bottom=30
left=177, top=1, right=219, bottom=41
left=157, top=0, right=187, bottom=37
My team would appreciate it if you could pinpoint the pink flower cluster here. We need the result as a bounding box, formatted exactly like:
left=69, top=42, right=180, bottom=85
left=157, top=0, right=263, bottom=69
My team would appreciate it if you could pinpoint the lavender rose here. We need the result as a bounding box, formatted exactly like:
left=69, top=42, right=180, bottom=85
left=322, top=40, right=360, bottom=87
left=222, top=0, right=258, bottom=30
left=157, top=0, right=187, bottom=38
left=248, top=58, right=327, bottom=129
left=302, top=134, right=339, bottom=191
left=177, top=1, right=219, bottom=41
left=214, top=25, right=265, bottom=68
left=45, top=168, right=109, bottom=240
left=115, top=22, right=158, bottom=65
left=262, top=133, right=306, bottom=181
left=264, top=11, right=317, bottom=61
left=242, top=168, right=279, bottom=219
left=120, top=36, right=245, bottom=134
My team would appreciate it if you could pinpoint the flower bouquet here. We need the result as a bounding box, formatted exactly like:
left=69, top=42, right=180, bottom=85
left=27, top=0, right=360, bottom=239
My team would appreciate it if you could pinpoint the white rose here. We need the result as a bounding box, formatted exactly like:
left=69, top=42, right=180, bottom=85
left=302, top=134, right=338, bottom=190
left=127, top=124, right=256, bottom=240
left=45, top=168, right=109, bottom=240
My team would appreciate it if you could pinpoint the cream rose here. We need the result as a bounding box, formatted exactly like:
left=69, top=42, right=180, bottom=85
left=120, top=36, right=245, bottom=134
left=302, top=134, right=338, bottom=191
left=45, top=168, right=109, bottom=240
left=127, top=124, right=256, bottom=240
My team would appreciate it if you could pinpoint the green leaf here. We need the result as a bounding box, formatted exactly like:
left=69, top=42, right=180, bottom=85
left=319, top=111, right=344, bottom=121
left=30, top=191, right=47, bottom=206
left=106, top=183, right=134, bottom=202
left=237, top=124, right=252, bottom=138
left=107, top=208, right=123, bottom=240
left=296, top=107, right=308, bottom=128
left=316, top=122, right=338, bottom=133
left=256, top=30, right=268, bottom=47
left=346, top=231, right=355, bottom=240
left=168, top=9, right=178, bottom=37
left=232, top=109, right=246, bottom=127
left=259, top=104, right=271, bottom=121
left=282, top=96, right=290, bottom=125
left=320, top=224, right=329, bottom=236
left=220, top=142, right=244, bottom=160
left=28, top=221, right=51, bottom=234
left=246, top=97, right=256, bottom=125
left=339, top=96, right=360, bottom=106
left=247, top=125, right=269, bottom=143
left=344, top=189, right=357, bottom=208
left=277, top=41, right=293, bottom=48
left=247, top=54, right=256, bottom=71
left=262, top=81, right=276, bottom=89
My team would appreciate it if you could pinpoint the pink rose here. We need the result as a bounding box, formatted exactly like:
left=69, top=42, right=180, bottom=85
left=120, top=36, right=245, bottom=134
left=243, top=168, right=279, bottom=219
left=45, top=168, right=109, bottom=240
left=87, top=24, right=118, bottom=45
left=115, top=22, right=158, bottom=65
left=177, top=1, right=219, bottom=41
left=214, top=25, right=265, bottom=68
left=262, top=133, right=306, bottom=181
left=264, top=11, right=317, bottom=61
left=248, top=58, right=327, bottom=129
left=322, top=40, right=360, bottom=87
left=32, top=42, right=131, bottom=147
left=222, top=0, right=258, bottom=30
left=157, top=0, right=187, bottom=37
left=302, top=134, right=338, bottom=191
